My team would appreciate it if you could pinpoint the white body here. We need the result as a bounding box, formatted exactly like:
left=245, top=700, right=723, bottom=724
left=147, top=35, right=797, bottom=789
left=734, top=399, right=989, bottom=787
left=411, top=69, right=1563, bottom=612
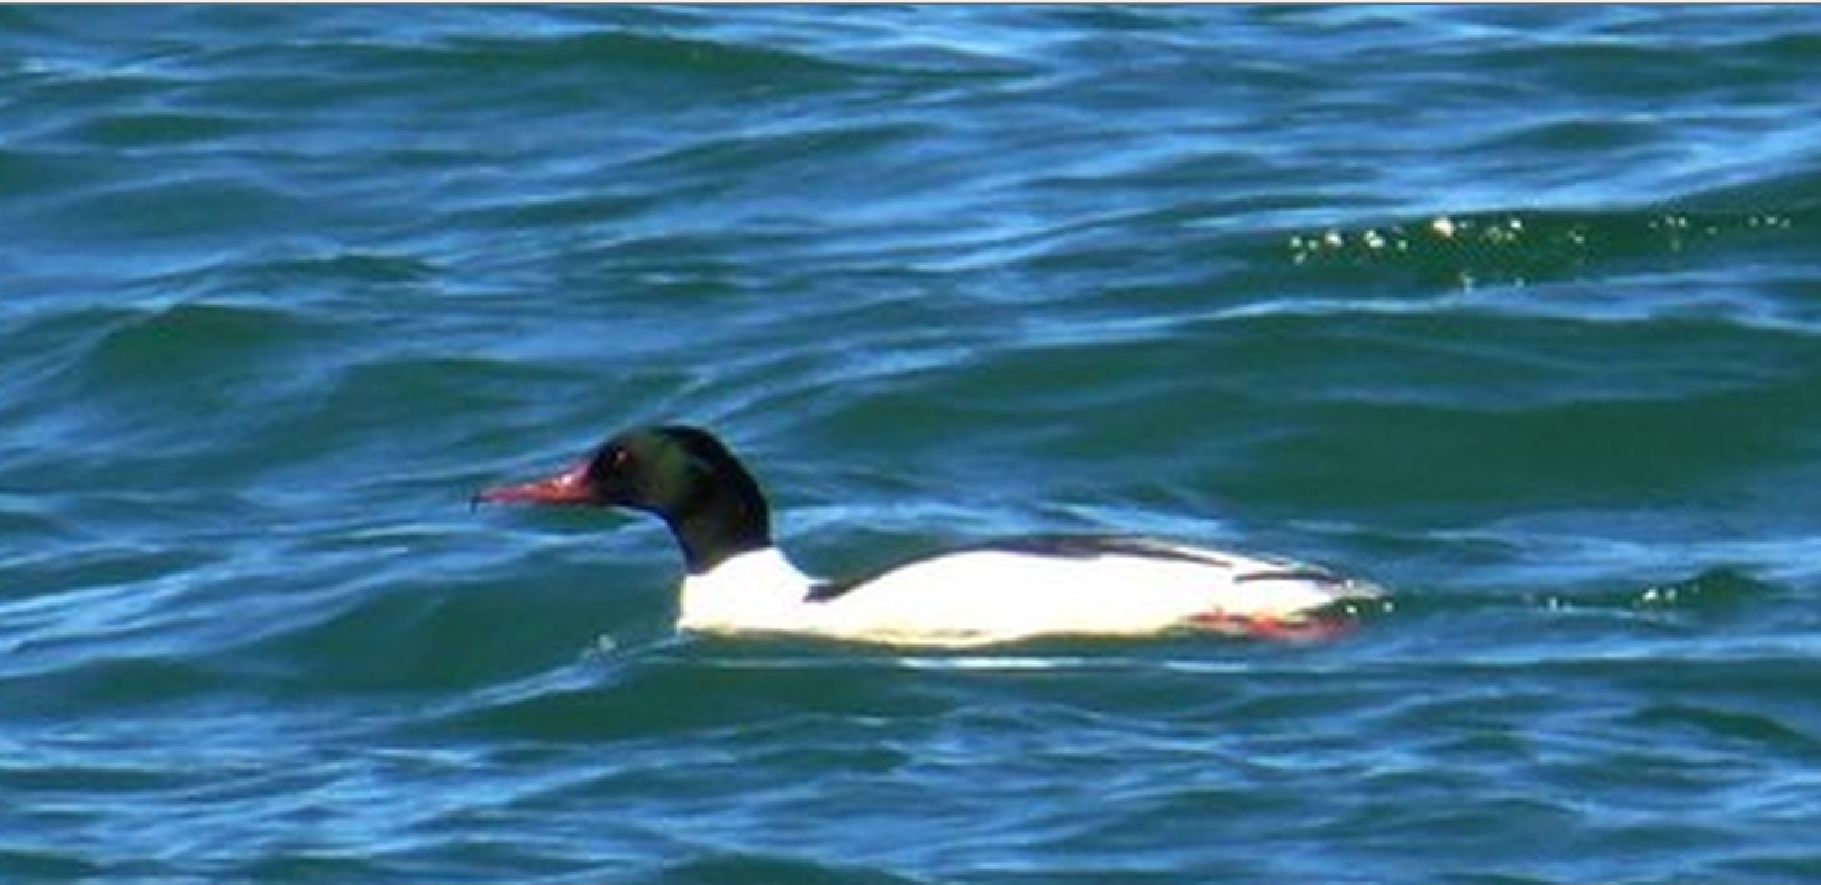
left=678, top=543, right=1379, bottom=647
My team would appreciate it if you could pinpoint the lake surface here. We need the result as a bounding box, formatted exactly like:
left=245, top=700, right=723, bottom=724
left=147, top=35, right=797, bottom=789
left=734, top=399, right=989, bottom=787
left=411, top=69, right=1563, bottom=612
left=4, top=6, right=1821, bottom=883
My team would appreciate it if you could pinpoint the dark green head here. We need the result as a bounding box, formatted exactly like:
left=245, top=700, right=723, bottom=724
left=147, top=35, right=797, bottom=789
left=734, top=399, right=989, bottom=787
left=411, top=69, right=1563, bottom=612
left=477, top=425, right=772, bottom=574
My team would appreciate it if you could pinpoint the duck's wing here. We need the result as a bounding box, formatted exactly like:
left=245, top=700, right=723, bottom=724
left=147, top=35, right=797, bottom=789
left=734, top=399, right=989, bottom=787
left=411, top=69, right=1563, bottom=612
left=804, top=533, right=1363, bottom=603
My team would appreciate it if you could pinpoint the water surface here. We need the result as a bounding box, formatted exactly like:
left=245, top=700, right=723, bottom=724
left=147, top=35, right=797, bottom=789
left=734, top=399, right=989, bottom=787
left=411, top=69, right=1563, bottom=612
left=4, top=6, right=1821, bottom=883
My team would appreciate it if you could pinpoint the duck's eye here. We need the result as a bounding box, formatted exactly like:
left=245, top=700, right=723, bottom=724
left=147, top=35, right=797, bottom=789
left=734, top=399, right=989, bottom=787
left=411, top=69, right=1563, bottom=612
left=608, top=447, right=632, bottom=470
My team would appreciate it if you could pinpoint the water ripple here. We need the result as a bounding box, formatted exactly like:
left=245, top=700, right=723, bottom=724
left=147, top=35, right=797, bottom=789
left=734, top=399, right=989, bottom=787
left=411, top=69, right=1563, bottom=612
left=7, top=6, right=1821, bottom=883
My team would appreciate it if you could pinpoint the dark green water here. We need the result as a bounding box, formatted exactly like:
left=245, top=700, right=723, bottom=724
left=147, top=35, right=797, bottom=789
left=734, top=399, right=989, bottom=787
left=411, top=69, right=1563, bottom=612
left=4, top=5, right=1821, bottom=882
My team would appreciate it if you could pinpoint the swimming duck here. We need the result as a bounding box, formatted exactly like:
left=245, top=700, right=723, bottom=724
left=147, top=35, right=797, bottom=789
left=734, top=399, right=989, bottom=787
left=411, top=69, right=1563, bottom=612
left=476, top=425, right=1382, bottom=646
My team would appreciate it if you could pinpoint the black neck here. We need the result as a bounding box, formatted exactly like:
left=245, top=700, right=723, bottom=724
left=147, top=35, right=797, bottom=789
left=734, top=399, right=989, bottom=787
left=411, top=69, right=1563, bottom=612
left=662, top=466, right=772, bottom=575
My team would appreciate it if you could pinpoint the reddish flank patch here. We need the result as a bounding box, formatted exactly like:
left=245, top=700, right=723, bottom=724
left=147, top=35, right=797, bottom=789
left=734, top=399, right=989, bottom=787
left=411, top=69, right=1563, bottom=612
left=1190, top=611, right=1354, bottom=642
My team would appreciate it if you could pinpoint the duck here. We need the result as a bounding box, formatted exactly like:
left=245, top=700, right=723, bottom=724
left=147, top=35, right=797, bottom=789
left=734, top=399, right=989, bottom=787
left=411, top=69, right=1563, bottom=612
left=475, top=425, right=1383, bottom=647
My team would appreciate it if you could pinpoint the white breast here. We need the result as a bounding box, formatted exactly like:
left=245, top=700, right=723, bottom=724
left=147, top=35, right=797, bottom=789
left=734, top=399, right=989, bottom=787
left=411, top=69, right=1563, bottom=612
left=677, top=548, right=815, bottom=636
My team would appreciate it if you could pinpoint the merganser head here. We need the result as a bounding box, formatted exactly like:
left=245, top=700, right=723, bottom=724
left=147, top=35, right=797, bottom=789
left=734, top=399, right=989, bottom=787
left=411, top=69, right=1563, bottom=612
left=476, top=425, right=772, bottom=574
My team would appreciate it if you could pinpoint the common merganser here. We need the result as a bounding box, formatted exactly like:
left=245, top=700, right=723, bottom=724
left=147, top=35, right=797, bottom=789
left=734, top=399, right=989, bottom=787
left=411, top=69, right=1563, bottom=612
left=476, top=425, right=1382, bottom=647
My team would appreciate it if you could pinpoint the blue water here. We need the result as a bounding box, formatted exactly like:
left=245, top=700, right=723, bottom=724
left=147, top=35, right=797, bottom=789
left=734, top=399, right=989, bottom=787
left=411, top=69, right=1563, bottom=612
left=4, top=5, right=1821, bottom=882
